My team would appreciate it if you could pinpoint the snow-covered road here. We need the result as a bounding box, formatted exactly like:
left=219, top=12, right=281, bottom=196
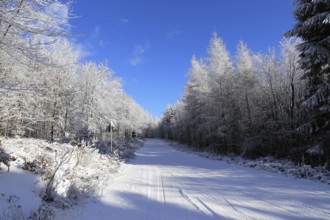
left=61, top=139, right=330, bottom=220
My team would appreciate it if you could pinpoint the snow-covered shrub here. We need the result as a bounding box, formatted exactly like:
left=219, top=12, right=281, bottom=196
left=22, top=161, right=38, bottom=172
left=41, top=145, right=111, bottom=206
left=42, top=149, right=75, bottom=203
left=66, top=178, right=97, bottom=202
left=287, top=165, right=313, bottom=178
left=0, top=148, right=12, bottom=172
left=23, top=154, right=54, bottom=180
left=113, top=139, right=143, bottom=160
left=75, top=127, right=93, bottom=146
left=35, top=154, right=53, bottom=179
left=66, top=184, right=84, bottom=201
left=28, top=204, right=54, bottom=220
left=92, top=141, right=110, bottom=155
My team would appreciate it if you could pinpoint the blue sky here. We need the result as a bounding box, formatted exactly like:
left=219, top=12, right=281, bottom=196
left=70, top=0, right=295, bottom=118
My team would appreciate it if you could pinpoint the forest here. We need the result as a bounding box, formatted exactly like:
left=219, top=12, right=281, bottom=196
left=0, top=0, right=156, bottom=144
left=159, top=0, right=330, bottom=167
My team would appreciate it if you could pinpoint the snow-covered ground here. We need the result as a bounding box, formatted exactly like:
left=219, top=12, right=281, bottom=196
left=59, top=139, right=330, bottom=220
left=170, top=142, right=330, bottom=185
left=0, top=161, right=41, bottom=219
left=0, top=138, right=121, bottom=219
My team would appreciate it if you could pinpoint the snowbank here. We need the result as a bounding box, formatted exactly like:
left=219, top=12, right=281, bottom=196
left=170, top=142, right=330, bottom=185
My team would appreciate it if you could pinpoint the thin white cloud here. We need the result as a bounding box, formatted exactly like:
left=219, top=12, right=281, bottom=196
left=166, top=30, right=182, bottom=40
left=90, top=26, right=108, bottom=48
left=121, top=18, right=129, bottom=23
left=92, top=26, right=101, bottom=39
left=130, top=45, right=144, bottom=66
left=99, top=40, right=108, bottom=48
left=129, top=43, right=150, bottom=66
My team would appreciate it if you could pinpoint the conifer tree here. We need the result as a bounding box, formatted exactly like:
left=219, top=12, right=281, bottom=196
left=286, top=0, right=330, bottom=162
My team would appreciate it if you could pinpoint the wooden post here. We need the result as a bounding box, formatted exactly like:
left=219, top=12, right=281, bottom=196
left=110, top=123, right=113, bottom=154
left=110, top=120, right=116, bottom=154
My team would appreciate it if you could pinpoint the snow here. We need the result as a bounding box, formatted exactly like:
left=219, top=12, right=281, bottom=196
left=306, top=144, right=324, bottom=155
left=59, top=139, right=330, bottom=220
left=1, top=138, right=329, bottom=219
left=169, top=141, right=330, bottom=184
left=0, top=139, right=43, bottom=218
left=0, top=138, right=120, bottom=218
left=194, top=151, right=330, bottom=185
left=0, top=164, right=41, bottom=218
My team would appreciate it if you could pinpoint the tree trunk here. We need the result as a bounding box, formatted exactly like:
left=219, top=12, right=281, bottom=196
left=245, top=90, right=252, bottom=133
left=50, top=99, right=57, bottom=142
left=290, top=81, right=295, bottom=129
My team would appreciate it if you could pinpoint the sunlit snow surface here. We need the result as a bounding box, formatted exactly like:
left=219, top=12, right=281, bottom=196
left=0, top=138, right=119, bottom=218
left=0, top=166, right=41, bottom=217
left=59, top=139, right=330, bottom=220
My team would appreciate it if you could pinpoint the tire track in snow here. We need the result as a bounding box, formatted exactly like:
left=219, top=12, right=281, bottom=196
left=196, top=198, right=222, bottom=219
left=166, top=162, right=329, bottom=220
left=172, top=173, right=255, bottom=219
left=166, top=170, right=262, bottom=220
left=154, top=168, right=165, bottom=220
left=160, top=171, right=166, bottom=204
left=178, top=188, right=201, bottom=212
left=147, top=166, right=152, bottom=200
left=167, top=182, right=204, bottom=220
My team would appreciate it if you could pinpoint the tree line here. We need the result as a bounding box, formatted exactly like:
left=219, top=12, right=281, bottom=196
left=159, top=0, right=329, bottom=167
left=160, top=35, right=308, bottom=159
left=0, top=0, right=156, bottom=142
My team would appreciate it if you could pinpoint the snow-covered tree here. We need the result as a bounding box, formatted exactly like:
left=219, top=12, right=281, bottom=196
left=286, top=0, right=330, bottom=163
left=159, top=33, right=312, bottom=162
left=279, top=37, right=305, bottom=129
left=0, top=0, right=72, bottom=61
left=160, top=105, right=175, bottom=140
left=183, top=56, right=210, bottom=147
left=235, top=42, right=258, bottom=135
left=208, top=34, right=242, bottom=153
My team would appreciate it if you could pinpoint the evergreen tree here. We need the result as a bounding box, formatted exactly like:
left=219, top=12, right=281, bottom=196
left=286, top=0, right=330, bottom=164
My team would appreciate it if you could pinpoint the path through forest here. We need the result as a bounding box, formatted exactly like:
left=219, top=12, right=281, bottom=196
left=60, top=139, right=330, bottom=220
